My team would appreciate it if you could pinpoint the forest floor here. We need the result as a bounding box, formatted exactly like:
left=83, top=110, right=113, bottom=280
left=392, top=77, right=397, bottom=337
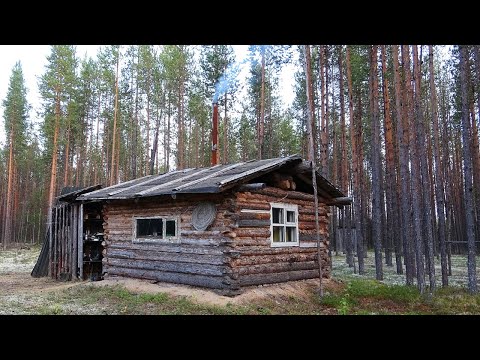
left=1, top=245, right=480, bottom=315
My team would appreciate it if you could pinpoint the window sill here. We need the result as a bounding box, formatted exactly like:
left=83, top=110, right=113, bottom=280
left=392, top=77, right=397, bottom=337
left=270, top=242, right=299, bottom=248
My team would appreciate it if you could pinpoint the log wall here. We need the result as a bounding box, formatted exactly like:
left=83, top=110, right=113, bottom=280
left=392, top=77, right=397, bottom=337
left=229, top=187, right=331, bottom=287
left=102, top=194, right=239, bottom=293
left=102, top=187, right=331, bottom=294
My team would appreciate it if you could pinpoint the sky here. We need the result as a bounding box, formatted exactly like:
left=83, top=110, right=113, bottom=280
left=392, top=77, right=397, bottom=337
left=0, top=45, right=297, bottom=146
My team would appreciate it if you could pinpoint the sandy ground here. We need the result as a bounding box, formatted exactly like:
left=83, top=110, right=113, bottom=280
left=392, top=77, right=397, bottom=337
left=90, top=276, right=325, bottom=306
left=0, top=270, right=327, bottom=307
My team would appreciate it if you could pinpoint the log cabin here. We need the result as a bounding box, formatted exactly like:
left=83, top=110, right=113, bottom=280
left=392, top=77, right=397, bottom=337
left=32, top=154, right=350, bottom=295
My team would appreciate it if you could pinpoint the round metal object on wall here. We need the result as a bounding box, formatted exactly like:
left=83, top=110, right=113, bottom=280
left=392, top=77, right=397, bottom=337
left=192, top=202, right=216, bottom=231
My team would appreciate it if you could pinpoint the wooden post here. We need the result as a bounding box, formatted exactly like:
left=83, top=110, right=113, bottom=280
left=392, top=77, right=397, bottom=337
left=53, top=206, right=58, bottom=279
left=48, top=207, right=53, bottom=277
left=78, top=203, right=84, bottom=280
left=72, top=204, right=78, bottom=279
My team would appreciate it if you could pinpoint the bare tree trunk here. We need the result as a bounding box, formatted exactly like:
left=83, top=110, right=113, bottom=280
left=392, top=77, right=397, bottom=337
left=48, top=87, right=62, bottom=276
left=459, top=45, right=478, bottom=293
left=346, top=47, right=364, bottom=274
left=381, top=45, right=397, bottom=269
left=338, top=46, right=349, bottom=257
left=429, top=45, right=448, bottom=287
left=63, top=123, right=70, bottom=187
left=2, top=122, right=14, bottom=249
left=258, top=48, right=266, bottom=160
left=110, top=50, right=120, bottom=186
left=393, top=46, right=414, bottom=285
left=413, top=45, right=435, bottom=292
left=403, top=45, right=425, bottom=293
left=303, top=45, right=324, bottom=297
left=370, top=45, right=384, bottom=280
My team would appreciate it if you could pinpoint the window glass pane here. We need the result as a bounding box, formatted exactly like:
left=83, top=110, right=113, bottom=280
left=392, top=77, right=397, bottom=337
left=165, top=220, right=176, bottom=237
left=272, top=207, right=284, bottom=224
left=137, top=219, right=163, bottom=238
left=286, top=210, right=296, bottom=223
left=286, top=226, right=296, bottom=242
left=272, top=226, right=284, bottom=242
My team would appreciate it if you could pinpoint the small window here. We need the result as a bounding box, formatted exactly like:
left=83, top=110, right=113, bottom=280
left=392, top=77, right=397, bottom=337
left=270, top=203, right=299, bottom=247
left=135, top=217, right=178, bottom=240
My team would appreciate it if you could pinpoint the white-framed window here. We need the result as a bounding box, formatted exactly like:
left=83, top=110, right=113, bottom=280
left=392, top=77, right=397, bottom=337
left=133, top=216, right=179, bottom=241
left=270, top=203, right=299, bottom=247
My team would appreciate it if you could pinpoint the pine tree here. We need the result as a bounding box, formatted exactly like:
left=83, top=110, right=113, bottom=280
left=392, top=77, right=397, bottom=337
left=2, top=61, right=30, bottom=248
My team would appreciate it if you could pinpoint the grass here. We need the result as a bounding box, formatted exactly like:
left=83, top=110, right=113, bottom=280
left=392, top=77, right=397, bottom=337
left=1, top=245, right=480, bottom=314
left=0, top=244, right=41, bottom=273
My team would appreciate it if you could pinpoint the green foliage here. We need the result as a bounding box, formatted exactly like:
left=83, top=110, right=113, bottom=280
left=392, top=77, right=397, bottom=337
left=2, top=61, right=30, bottom=159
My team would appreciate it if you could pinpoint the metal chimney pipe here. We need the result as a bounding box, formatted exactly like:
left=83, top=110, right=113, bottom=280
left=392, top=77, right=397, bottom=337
left=211, top=101, right=219, bottom=165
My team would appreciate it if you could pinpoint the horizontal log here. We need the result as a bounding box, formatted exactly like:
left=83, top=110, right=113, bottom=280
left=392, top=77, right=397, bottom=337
left=234, top=228, right=271, bottom=238
left=105, top=258, right=228, bottom=276
left=235, top=246, right=320, bottom=256
left=232, top=238, right=271, bottom=246
left=237, top=219, right=271, bottom=228
left=238, top=269, right=329, bottom=286
left=298, top=208, right=328, bottom=216
left=236, top=183, right=266, bottom=192
left=235, top=202, right=271, bottom=211
left=299, top=234, right=325, bottom=242
left=104, top=266, right=237, bottom=290
left=298, top=214, right=329, bottom=222
left=107, top=248, right=228, bottom=265
left=107, top=241, right=226, bottom=255
left=232, top=253, right=318, bottom=266
left=236, top=260, right=320, bottom=275
left=325, top=197, right=352, bottom=205
left=106, top=236, right=233, bottom=247
left=233, top=212, right=270, bottom=221
left=253, top=188, right=316, bottom=201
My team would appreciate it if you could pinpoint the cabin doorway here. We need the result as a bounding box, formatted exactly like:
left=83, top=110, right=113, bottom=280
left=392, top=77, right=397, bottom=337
left=82, top=202, right=104, bottom=281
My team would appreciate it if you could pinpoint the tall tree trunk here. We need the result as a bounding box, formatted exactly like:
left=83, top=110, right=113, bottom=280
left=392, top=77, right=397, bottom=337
left=459, top=45, right=478, bottom=293
left=178, top=75, right=185, bottom=170
left=258, top=48, right=266, bottom=160
left=429, top=45, right=448, bottom=287
left=403, top=45, right=425, bottom=293
left=48, top=87, right=62, bottom=276
left=370, top=45, right=384, bottom=280
left=94, top=93, right=101, bottom=185
left=382, top=45, right=400, bottom=270
left=63, top=123, right=70, bottom=187
left=338, top=46, right=349, bottom=257
left=393, top=46, right=414, bottom=285
left=346, top=47, right=364, bottom=273
left=413, top=45, right=436, bottom=292
left=303, top=45, right=324, bottom=296
left=2, top=122, right=14, bottom=249
left=110, top=50, right=120, bottom=186
left=473, top=46, right=480, bottom=241
left=319, top=46, right=327, bottom=176
left=323, top=46, right=330, bottom=178
left=146, top=95, right=150, bottom=176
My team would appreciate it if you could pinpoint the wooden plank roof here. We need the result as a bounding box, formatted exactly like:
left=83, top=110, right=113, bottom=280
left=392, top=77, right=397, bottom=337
left=77, top=155, right=345, bottom=201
